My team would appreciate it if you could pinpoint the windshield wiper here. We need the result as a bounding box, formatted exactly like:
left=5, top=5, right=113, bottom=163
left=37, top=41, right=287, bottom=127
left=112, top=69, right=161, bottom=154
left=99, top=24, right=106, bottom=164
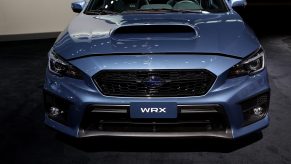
left=127, top=8, right=203, bottom=13
left=85, top=9, right=119, bottom=15
left=173, top=9, right=203, bottom=13
left=85, top=8, right=204, bottom=15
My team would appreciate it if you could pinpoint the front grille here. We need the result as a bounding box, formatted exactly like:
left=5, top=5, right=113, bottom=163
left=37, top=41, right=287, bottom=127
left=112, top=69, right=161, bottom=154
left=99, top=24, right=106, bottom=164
left=81, top=105, right=228, bottom=133
left=93, top=70, right=216, bottom=97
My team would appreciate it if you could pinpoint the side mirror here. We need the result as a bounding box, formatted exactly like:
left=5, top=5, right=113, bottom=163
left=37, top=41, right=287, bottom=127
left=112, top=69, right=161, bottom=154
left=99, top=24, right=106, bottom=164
left=71, top=1, right=86, bottom=13
left=229, top=0, right=247, bottom=8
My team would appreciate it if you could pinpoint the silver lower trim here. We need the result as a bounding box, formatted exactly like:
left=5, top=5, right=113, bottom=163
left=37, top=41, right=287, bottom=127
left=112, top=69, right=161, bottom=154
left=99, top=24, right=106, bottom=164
left=89, top=104, right=222, bottom=113
left=78, top=130, right=233, bottom=139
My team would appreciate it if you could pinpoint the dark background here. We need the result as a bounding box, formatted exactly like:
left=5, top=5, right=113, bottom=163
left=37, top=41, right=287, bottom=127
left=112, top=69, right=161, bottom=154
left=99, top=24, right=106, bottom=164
left=1, top=2, right=291, bottom=164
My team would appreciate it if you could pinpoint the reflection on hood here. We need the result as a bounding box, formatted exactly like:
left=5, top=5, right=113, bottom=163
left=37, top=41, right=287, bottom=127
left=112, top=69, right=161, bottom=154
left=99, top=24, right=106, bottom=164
left=54, top=13, right=259, bottom=59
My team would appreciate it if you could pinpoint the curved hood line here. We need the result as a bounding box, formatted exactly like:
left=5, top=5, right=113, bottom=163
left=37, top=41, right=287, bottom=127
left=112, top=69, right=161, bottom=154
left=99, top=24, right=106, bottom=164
left=67, top=52, right=244, bottom=61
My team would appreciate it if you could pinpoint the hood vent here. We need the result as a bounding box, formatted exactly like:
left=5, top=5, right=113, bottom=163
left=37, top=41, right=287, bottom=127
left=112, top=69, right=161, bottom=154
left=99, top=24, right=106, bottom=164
left=111, top=25, right=197, bottom=40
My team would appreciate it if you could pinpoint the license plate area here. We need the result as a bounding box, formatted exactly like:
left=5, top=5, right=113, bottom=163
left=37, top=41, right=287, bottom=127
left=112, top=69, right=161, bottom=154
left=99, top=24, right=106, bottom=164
left=130, top=102, right=177, bottom=119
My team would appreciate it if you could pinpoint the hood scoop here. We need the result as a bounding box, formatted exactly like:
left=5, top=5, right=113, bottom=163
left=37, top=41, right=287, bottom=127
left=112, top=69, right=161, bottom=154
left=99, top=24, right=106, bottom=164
left=111, top=25, right=197, bottom=40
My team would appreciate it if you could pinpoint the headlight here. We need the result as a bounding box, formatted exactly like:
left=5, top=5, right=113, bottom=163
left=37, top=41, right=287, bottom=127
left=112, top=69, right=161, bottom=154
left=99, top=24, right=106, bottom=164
left=228, top=49, right=265, bottom=78
left=48, top=50, right=83, bottom=79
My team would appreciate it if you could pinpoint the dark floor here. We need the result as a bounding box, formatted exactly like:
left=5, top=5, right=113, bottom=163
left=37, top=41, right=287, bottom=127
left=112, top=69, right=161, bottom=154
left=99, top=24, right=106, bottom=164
left=1, top=6, right=291, bottom=164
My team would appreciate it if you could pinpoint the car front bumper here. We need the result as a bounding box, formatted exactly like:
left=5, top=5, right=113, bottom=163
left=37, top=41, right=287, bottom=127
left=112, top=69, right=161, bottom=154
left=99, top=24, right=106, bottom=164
left=43, top=69, right=270, bottom=139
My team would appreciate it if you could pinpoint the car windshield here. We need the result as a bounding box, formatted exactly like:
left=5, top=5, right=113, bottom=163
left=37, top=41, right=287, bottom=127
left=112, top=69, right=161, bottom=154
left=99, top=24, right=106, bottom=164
left=85, top=0, right=229, bottom=15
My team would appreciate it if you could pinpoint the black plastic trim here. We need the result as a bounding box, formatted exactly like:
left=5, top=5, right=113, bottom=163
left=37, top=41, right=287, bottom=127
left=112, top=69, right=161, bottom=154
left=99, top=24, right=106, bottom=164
left=92, top=69, right=217, bottom=97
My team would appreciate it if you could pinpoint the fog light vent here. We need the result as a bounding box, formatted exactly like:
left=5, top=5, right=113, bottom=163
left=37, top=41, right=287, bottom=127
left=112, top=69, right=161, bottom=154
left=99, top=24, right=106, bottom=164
left=240, top=92, right=270, bottom=126
left=44, top=91, right=70, bottom=125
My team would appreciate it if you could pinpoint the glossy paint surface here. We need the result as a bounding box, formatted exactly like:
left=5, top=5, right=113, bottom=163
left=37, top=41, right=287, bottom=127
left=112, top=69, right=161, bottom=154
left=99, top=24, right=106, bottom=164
left=54, top=11, right=259, bottom=60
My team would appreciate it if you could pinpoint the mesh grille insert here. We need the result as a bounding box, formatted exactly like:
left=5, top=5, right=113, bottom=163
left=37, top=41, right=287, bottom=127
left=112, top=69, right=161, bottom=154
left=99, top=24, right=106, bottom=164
left=93, top=70, right=216, bottom=97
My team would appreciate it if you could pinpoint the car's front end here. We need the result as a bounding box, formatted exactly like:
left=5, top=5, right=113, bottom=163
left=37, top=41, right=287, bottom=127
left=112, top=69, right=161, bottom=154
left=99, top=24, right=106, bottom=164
left=43, top=0, right=270, bottom=139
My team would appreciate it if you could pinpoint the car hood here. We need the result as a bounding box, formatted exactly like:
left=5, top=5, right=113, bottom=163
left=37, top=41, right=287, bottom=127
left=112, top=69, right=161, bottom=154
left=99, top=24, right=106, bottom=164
left=53, top=12, right=260, bottom=60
